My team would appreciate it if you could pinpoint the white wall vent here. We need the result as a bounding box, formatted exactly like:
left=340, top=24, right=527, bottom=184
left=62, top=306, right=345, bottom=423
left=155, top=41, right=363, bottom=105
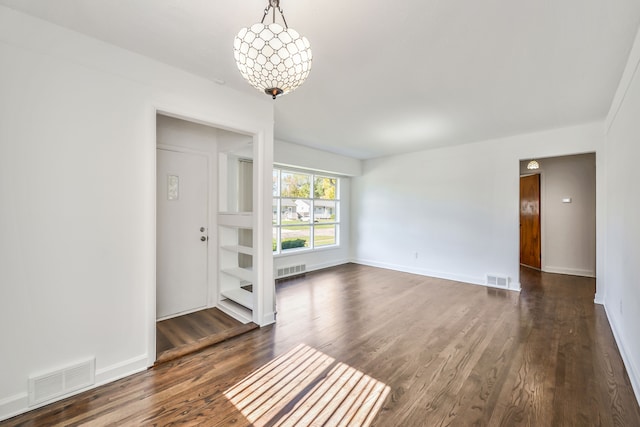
left=276, top=264, right=306, bottom=279
left=486, top=274, right=509, bottom=289
left=28, top=358, right=95, bottom=406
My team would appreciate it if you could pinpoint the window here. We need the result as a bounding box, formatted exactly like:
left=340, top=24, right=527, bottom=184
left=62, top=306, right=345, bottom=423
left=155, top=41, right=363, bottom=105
left=272, top=168, right=340, bottom=254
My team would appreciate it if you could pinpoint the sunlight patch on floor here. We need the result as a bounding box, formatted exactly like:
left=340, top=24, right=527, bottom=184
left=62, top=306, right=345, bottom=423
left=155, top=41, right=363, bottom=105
left=224, top=343, right=390, bottom=426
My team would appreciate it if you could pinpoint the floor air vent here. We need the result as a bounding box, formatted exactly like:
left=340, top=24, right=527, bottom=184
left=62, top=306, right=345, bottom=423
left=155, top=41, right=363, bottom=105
left=486, top=274, right=509, bottom=288
left=28, top=358, right=95, bottom=406
left=276, top=264, right=306, bottom=279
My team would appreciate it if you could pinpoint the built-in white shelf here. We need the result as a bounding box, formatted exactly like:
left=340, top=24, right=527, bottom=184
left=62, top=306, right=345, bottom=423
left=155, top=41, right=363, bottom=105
left=221, top=267, right=253, bottom=282
left=218, top=298, right=253, bottom=324
left=218, top=150, right=254, bottom=324
left=221, top=244, right=253, bottom=255
left=221, top=288, right=253, bottom=310
left=218, top=213, right=253, bottom=228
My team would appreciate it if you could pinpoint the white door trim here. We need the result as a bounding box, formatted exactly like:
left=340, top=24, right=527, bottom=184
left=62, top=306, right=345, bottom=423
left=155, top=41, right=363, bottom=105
left=150, top=107, right=267, bottom=366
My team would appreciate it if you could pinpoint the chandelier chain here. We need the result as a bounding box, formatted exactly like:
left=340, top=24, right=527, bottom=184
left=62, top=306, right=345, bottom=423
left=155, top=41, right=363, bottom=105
left=278, top=6, right=289, bottom=29
left=259, top=0, right=288, bottom=28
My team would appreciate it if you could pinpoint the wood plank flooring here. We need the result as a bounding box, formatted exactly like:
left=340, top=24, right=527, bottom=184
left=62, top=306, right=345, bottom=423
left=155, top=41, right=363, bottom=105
left=156, top=307, right=258, bottom=364
left=3, top=264, right=639, bottom=426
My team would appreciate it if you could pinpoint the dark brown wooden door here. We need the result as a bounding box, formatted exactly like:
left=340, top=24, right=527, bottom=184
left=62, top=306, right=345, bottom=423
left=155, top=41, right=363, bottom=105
left=520, top=174, right=541, bottom=269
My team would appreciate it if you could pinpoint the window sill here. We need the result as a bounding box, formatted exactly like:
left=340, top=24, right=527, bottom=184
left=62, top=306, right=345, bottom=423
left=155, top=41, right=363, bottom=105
left=274, top=244, right=341, bottom=258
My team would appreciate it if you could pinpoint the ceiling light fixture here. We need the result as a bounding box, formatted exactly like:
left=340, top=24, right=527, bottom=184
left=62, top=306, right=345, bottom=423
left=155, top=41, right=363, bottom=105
left=234, top=0, right=312, bottom=99
left=527, top=160, right=540, bottom=170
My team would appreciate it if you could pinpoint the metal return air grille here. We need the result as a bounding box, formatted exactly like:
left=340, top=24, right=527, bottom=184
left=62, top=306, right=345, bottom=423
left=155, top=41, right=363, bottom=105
left=28, top=358, right=95, bottom=406
left=276, top=264, right=306, bottom=279
left=486, top=274, right=509, bottom=288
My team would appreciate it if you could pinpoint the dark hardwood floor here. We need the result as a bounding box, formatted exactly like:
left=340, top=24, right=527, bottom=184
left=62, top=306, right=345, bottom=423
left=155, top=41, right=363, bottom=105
left=3, top=264, right=639, bottom=426
left=156, top=307, right=258, bottom=364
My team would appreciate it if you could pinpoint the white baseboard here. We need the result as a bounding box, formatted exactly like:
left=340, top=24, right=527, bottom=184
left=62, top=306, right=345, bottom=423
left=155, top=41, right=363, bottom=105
left=274, top=258, right=350, bottom=280
left=543, top=266, right=596, bottom=278
left=306, top=258, right=350, bottom=273
left=352, top=258, right=520, bottom=292
left=260, top=311, right=276, bottom=326
left=0, top=354, right=148, bottom=423
left=95, top=354, right=149, bottom=387
left=603, top=302, right=640, bottom=408
left=0, top=392, right=28, bottom=422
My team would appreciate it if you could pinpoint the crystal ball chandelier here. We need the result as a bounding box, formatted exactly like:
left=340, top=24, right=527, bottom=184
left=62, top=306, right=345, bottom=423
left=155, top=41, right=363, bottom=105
left=234, top=0, right=312, bottom=99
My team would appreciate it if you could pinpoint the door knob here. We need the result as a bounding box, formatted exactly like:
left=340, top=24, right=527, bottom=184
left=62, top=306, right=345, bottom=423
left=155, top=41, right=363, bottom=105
left=201, top=236, right=207, bottom=242
left=200, top=227, right=205, bottom=232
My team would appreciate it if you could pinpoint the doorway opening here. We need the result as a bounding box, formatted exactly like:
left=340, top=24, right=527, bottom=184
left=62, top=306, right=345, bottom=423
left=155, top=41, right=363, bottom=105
left=155, top=114, right=258, bottom=364
left=519, top=153, right=596, bottom=281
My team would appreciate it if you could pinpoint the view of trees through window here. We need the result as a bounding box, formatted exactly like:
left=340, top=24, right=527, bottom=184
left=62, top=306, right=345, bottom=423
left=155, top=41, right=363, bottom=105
left=273, top=168, right=339, bottom=253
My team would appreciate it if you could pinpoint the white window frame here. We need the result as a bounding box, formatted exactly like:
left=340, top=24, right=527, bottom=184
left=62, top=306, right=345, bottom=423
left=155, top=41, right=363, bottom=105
left=273, top=167, right=340, bottom=255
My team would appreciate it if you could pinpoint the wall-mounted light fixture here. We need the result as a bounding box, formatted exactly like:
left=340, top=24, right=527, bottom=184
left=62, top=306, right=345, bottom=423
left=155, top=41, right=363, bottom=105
left=527, top=160, right=540, bottom=170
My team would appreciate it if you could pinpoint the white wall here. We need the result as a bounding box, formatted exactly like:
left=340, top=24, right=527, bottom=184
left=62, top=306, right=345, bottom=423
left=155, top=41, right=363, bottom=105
left=520, top=153, right=596, bottom=277
left=352, top=122, right=604, bottom=292
left=275, top=139, right=362, bottom=177
left=603, top=26, right=640, bottom=404
left=0, top=6, right=274, bottom=420
left=273, top=141, right=359, bottom=276
left=157, top=114, right=220, bottom=152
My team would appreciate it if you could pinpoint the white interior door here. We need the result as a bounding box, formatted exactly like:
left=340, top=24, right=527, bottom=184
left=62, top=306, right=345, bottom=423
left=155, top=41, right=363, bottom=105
left=156, top=149, right=209, bottom=320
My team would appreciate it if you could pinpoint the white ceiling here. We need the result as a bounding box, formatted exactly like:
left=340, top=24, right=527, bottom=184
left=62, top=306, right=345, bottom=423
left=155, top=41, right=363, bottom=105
left=2, top=0, right=639, bottom=159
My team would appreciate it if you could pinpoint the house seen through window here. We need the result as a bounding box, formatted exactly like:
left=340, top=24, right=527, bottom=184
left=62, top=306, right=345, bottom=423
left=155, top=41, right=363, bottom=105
left=273, top=168, right=339, bottom=254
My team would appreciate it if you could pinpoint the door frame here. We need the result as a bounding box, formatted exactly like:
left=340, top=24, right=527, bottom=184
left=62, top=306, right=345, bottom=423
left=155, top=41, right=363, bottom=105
left=517, top=152, right=601, bottom=303
left=149, top=107, right=266, bottom=366
left=156, top=144, right=214, bottom=320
